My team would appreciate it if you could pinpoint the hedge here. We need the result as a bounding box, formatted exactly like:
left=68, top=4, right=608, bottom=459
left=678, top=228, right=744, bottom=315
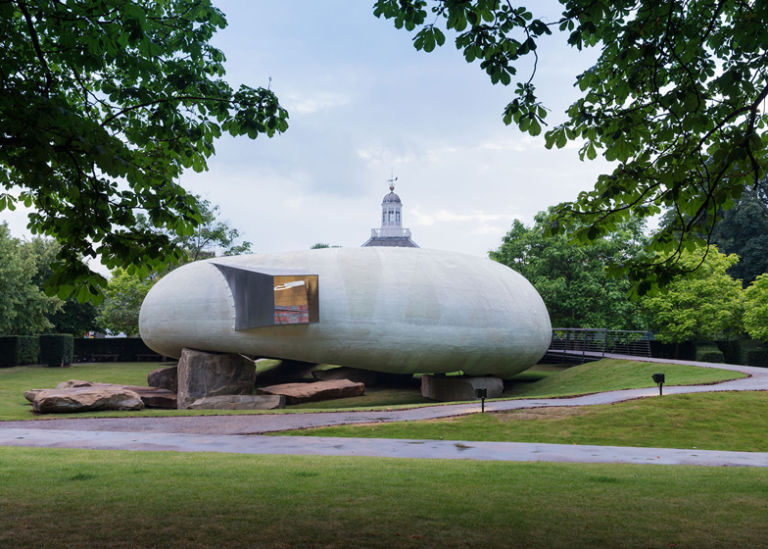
left=0, top=336, right=40, bottom=367
left=39, top=334, right=74, bottom=367
left=73, top=337, right=162, bottom=362
left=649, top=340, right=696, bottom=360
left=697, top=350, right=725, bottom=363
left=746, top=349, right=768, bottom=367
left=716, top=340, right=741, bottom=364
left=17, top=336, right=39, bottom=364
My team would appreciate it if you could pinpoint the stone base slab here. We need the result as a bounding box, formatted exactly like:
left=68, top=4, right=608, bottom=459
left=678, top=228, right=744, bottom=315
left=258, top=379, right=364, bottom=405
left=186, top=395, right=285, bottom=410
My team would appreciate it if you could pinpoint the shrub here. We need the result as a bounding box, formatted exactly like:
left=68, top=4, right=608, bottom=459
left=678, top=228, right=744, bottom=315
left=696, top=348, right=725, bottom=363
left=16, top=336, right=39, bottom=364
left=746, top=349, right=768, bottom=367
left=0, top=337, right=18, bottom=367
left=39, top=334, right=74, bottom=367
left=73, top=337, right=159, bottom=362
left=650, top=340, right=696, bottom=360
left=716, top=340, right=741, bottom=364
left=0, top=336, right=40, bottom=367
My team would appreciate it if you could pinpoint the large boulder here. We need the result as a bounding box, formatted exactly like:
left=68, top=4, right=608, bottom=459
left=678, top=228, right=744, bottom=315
left=38, top=380, right=176, bottom=409
left=312, top=367, right=381, bottom=386
left=32, top=387, right=144, bottom=414
left=185, top=395, right=285, bottom=410
left=420, top=375, right=504, bottom=402
left=257, top=379, right=364, bottom=405
left=147, top=366, right=178, bottom=392
left=122, top=386, right=177, bottom=409
left=24, top=389, right=43, bottom=403
left=177, top=348, right=256, bottom=408
left=55, top=379, right=95, bottom=389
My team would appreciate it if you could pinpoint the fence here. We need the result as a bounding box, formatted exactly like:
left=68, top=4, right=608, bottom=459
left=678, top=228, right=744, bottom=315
left=547, top=328, right=652, bottom=362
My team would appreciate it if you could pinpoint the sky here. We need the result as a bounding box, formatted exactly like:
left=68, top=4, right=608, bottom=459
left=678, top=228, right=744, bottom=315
left=3, top=0, right=612, bottom=262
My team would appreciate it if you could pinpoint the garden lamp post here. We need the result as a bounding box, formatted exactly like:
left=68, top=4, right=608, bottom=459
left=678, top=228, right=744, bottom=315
left=652, top=373, right=665, bottom=396
left=475, top=387, right=487, bottom=413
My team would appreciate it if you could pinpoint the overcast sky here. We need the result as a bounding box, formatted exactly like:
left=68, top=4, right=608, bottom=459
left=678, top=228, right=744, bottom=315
left=3, top=1, right=613, bottom=261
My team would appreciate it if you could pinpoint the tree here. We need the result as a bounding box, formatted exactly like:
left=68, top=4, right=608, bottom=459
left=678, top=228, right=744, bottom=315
left=96, top=269, right=154, bottom=336
left=0, top=1, right=288, bottom=301
left=49, top=300, right=98, bottom=337
left=140, top=198, right=253, bottom=263
left=640, top=247, right=744, bottom=343
left=710, top=192, right=768, bottom=286
left=744, top=274, right=768, bottom=343
left=97, top=199, right=252, bottom=334
left=0, top=223, right=61, bottom=334
left=21, top=234, right=98, bottom=335
left=658, top=190, right=768, bottom=286
left=375, top=1, right=768, bottom=290
left=490, top=214, right=647, bottom=329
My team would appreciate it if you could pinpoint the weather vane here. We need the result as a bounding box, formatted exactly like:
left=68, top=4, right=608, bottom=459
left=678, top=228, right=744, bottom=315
left=387, top=171, right=398, bottom=191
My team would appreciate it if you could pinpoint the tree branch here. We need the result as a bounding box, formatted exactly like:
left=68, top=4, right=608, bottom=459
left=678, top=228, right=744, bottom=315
left=101, top=95, right=234, bottom=126
left=16, top=0, right=53, bottom=97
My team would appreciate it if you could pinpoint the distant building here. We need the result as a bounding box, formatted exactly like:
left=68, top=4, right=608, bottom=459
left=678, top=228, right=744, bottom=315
left=361, top=178, right=419, bottom=248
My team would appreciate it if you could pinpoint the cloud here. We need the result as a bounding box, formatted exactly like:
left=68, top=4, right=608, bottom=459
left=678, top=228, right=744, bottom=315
left=410, top=207, right=520, bottom=228
left=283, top=91, right=351, bottom=114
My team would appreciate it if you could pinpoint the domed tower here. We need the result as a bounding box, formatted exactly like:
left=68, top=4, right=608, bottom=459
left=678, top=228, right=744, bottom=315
left=362, top=177, right=419, bottom=247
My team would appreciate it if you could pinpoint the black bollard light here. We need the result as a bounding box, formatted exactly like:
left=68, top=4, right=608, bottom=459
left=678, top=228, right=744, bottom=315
left=652, top=373, right=665, bottom=396
left=475, top=387, right=488, bottom=413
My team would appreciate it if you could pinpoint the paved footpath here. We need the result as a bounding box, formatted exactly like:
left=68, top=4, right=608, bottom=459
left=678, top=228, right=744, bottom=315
left=1, top=355, right=767, bottom=466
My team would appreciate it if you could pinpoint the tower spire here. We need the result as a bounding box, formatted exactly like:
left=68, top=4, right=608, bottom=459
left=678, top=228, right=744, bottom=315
left=361, top=174, right=419, bottom=247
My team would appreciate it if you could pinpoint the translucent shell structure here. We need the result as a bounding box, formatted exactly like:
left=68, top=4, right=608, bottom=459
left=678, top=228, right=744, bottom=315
left=139, top=248, right=551, bottom=378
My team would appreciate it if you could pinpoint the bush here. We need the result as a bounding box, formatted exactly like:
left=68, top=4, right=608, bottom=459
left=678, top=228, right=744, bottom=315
left=39, top=334, right=74, bottom=367
left=0, top=337, right=18, bottom=367
left=716, top=340, right=741, bottom=364
left=746, top=349, right=768, bottom=367
left=697, top=348, right=725, bottom=363
left=650, top=340, right=696, bottom=360
left=16, top=336, right=39, bottom=364
left=0, top=336, right=40, bottom=367
left=73, top=337, right=160, bottom=362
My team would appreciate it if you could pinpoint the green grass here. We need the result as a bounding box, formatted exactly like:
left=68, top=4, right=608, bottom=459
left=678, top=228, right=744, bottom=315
left=0, top=359, right=747, bottom=421
left=0, top=362, right=271, bottom=421
left=502, top=358, right=746, bottom=398
left=284, top=391, right=768, bottom=452
left=1, top=446, right=767, bottom=548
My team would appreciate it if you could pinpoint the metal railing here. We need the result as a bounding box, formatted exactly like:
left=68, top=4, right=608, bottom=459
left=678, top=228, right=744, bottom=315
left=547, top=328, right=652, bottom=361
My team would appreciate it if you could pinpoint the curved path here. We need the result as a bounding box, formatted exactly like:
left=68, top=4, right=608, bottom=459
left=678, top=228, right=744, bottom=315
left=1, top=355, right=767, bottom=466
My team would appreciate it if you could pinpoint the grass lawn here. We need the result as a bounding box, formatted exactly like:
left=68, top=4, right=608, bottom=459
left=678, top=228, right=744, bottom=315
left=0, top=359, right=746, bottom=421
left=284, top=391, right=768, bottom=452
left=1, top=446, right=767, bottom=548
left=503, top=359, right=746, bottom=398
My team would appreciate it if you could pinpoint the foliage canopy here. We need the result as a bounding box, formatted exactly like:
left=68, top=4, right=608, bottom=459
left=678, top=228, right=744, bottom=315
left=744, top=274, right=768, bottom=343
left=640, top=247, right=744, bottom=343
left=0, top=0, right=287, bottom=302
left=490, top=214, right=647, bottom=329
left=0, top=223, right=61, bottom=335
left=375, top=0, right=768, bottom=291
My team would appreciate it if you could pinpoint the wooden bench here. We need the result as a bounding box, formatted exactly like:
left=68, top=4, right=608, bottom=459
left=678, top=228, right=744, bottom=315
left=135, top=354, right=163, bottom=362
left=91, top=354, right=119, bottom=362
